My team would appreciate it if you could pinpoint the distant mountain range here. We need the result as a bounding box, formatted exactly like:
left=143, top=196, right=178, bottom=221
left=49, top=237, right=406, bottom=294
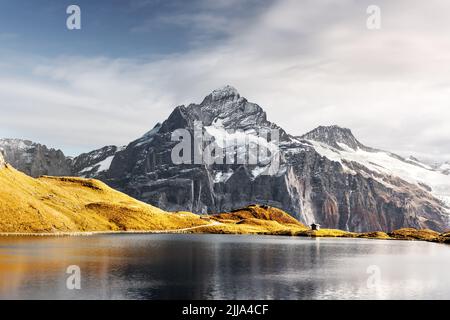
left=1, top=86, right=449, bottom=232
left=0, top=139, right=71, bottom=176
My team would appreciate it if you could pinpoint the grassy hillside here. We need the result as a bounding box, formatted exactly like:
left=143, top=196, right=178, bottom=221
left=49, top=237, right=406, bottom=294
left=0, top=163, right=306, bottom=234
left=189, top=205, right=307, bottom=235
left=0, top=164, right=208, bottom=233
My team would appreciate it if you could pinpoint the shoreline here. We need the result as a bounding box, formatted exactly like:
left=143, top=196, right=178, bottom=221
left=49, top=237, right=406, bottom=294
left=0, top=227, right=212, bottom=237
left=0, top=228, right=448, bottom=245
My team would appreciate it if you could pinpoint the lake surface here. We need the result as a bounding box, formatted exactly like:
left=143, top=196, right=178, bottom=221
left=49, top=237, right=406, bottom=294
left=0, top=234, right=448, bottom=300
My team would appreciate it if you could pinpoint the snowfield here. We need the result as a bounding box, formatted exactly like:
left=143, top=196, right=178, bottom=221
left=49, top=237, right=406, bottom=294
left=80, top=155, right=114, bottom=176
left=304, top=139, right=450, bottom=209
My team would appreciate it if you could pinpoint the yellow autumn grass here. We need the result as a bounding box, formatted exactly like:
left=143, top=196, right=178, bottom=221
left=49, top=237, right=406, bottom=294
left=294, top=228, right=357, bottom=238
left=0, top=165, right=208, bottom=233
left=0, top=164, right=307, bottom=235
left=190, top=205, right=308, bottom=235
left=388, top=228, right=441, bottom=241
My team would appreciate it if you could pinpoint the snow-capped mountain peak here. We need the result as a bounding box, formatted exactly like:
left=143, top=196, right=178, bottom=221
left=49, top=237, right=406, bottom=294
left=160, top=86, right=282, bottom=136
left=300, top=125, right=367, bottom=151
left=301, top=134, right=450, bottom=211
left=208, top=85, right=240, bottom=101
left=199, top=85, right=248, bottom=117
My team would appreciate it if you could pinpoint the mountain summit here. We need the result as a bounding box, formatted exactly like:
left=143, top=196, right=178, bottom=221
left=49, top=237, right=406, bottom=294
left=300, top=125, right=368, bottom=151
left=205, top=85, right=241, bottom=102
left=184, top=85, right=274, bottom=132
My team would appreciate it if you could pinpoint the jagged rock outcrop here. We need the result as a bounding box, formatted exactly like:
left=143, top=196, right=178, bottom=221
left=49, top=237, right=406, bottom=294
left=0, top=139, right=71, bottom=177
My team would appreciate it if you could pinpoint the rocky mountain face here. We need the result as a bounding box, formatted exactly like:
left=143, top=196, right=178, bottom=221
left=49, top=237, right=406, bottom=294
left=0, top=139, right=120, bottom=178
left=0, top=139, right=71, bottom=177
left=71, top=145, right=122, bottom=178
left=2, top=86, right=449, bottom=232
left=293, top=131, right=450, bottom=232
left=105, top=86, right=288, bottom=213
left=100, top=86, right=449, bottom=232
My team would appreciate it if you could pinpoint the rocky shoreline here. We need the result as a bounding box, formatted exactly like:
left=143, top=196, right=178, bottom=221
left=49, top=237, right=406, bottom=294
left=1, top=227, right=448, bottom=245
left=292, top=228, right=450, bottom=244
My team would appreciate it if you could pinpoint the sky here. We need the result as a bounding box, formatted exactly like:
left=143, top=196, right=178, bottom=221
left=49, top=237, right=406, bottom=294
left=0, top=0, right=449, bottom=162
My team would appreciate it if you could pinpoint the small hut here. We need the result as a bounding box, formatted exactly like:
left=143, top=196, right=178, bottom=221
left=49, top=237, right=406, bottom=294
left=310, top=223, right=320, bottom=231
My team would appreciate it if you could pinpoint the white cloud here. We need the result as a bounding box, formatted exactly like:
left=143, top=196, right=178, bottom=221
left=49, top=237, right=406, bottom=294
left=0, top=0, right=450, bottom=162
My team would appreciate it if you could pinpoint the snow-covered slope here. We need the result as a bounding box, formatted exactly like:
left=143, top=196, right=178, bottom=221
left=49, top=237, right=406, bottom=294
left=299, top=131, right=450, bottom=211
left=71, top=145, right=124, bottom=178
left=204, top=121, right=282, bottom=178
left=436, top=162, right=450, bottom=175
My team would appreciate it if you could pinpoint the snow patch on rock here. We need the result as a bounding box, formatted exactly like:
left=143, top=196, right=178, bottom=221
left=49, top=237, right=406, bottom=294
left=305, top=139, right=450, bottom=209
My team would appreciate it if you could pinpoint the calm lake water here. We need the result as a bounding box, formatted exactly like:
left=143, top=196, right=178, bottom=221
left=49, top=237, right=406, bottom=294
left=0, top=234, right=448, bottom=300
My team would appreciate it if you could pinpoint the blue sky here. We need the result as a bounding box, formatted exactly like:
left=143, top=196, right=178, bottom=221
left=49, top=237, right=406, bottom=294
left=0, top=0, right=449, bottom=161
left=0, top=0, right=266, bottom=58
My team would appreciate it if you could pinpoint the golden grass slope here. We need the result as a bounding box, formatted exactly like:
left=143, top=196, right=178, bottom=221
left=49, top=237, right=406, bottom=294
left=0, top=161, right=309, bottom=235
left=189, top=205, right=308, bottom=235
left=0, top=165, right=208, bottom=233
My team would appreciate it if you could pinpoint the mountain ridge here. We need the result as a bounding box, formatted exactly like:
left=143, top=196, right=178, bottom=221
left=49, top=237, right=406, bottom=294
left=0, top=138, right=71, bottom=177
left=1, top=86, right=449, bottom=232
left=299, top=125, right=372, bottom=151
